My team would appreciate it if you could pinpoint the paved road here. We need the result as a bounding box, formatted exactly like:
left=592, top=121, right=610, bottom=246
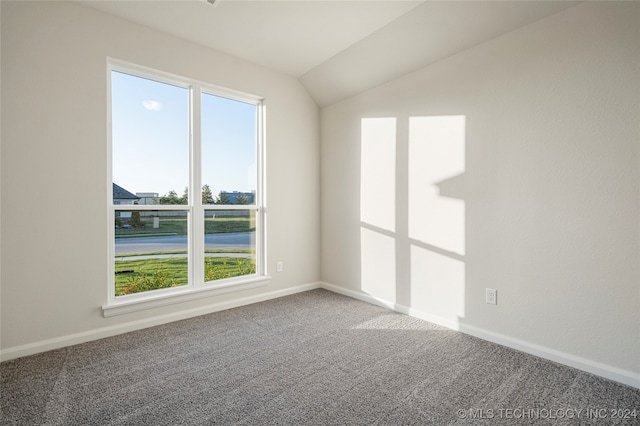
left=116, top=253, right=254, bottom=261
left=115, top=232, right=254, bottom=254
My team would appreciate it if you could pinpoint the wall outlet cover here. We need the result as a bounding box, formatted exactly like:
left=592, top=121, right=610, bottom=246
left=486, top=288, right=497, bottom=305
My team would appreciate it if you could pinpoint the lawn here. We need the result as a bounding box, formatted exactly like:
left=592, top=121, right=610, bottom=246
left=114, top=214, right=257, bottom=296
left=205, top=217, right=255, bottom=234
left=115, top=216, right=187, bottom=237
left=115, top=215, right=254, bottom=237
left=115, top=255, right=255, bottom=296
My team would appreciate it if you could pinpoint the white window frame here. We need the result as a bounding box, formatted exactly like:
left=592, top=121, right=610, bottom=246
left=104, top=59, right=268, bottom=317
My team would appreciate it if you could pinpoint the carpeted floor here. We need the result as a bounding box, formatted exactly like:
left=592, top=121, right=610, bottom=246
left=1, top=289, right=639, bottom=425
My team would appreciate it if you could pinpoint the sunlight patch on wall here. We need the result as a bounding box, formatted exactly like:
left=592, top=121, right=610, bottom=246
left=410, top=245, right=465, bottom=321
left=408, top=116, right=465, bottom=255
left=361, top=227, right=396, bottom=303
left=360, top=117, right=396, bottom=233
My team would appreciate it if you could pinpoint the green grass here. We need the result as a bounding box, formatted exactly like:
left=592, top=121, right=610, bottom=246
left=205, top=217, right=254, bottom=234
left=114, top=215, right=257, bottom=296
left=204, top=256, right=255, bottom=281
left=115, top=215, right=254, bottom=237
left=115, top=255, right=255, bottom=296
left=115, top=257, right=188, bottom=295
left=115, top=216, right=187, bottom=237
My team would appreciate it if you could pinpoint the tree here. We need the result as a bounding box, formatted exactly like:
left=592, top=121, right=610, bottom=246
left=236, top=194, right=250, bottom=205
left=180, top=187, right=188, bottom=205
left=216, top=191, right=231, bottom=205
left=156, top=190, right=184, bottom=205
left=130, top=202, right=144, bottom=228
left=164, top=190, right=181, bottom=204
left=202, top=184, right=214, bottom=204
left=130, top=211, right=143, bottom=228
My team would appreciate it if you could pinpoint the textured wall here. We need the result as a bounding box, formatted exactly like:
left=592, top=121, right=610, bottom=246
left=1, top=1, right=319, bottom=353
left=321, top=1, right=639, bottom=377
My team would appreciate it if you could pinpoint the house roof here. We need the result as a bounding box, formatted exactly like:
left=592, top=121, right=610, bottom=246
left=113, top=183, right=140, bottom=200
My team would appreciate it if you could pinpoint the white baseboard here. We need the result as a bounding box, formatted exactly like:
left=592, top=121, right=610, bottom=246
left=318, top=282, right=640, bottom=390
left=456, top=322, right=640, bottom=390
left=0, top=281, right=322, bottom=362
left=3, top=281, right=638, bottom=390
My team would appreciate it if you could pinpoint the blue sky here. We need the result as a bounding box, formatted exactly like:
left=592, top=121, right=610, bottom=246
left=111, top=71, right=256, bottom=199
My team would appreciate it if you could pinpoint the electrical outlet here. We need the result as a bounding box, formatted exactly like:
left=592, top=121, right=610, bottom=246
left=486, top=288, right=497, bottom=305
left=276, top=261, right=283, bottom=272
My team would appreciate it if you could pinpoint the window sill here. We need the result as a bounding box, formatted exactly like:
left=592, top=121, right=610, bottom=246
left=102, top=275, right=271, bottom=318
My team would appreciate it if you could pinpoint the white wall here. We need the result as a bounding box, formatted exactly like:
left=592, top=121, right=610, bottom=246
left=321, top=1, right=639, bottom=384
left=1, top=1, right=319, bottom=355
left=2, top=0, right=638, bottom=388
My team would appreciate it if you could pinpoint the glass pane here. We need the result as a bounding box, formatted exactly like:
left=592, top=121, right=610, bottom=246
left=204, top=210, right=256, bottom=281
left=115, top=211, right=188, bottom=296
left=201, top=93, right=257, bottom=205
left=111, top=71, right=189, bottom=206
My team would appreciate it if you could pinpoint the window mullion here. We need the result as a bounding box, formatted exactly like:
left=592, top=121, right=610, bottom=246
left=256, top=103, right=265, bottom=276
left=192, top=85, right=204, bottom=287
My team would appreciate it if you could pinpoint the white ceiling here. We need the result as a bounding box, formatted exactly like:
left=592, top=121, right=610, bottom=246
left=81, top=0, right=580, bottom=107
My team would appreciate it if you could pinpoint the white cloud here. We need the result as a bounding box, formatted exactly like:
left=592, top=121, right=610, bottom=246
left=142, top=100, right=163, bottom=111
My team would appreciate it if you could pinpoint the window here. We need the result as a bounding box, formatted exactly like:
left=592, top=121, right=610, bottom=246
left=107, top=60, right=265, bottom=310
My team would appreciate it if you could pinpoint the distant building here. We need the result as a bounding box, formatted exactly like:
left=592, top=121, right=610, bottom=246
left=113, top=183, right=139, bottom=223
left=113, top=183, right=139, bottom=205
left=221, top=191, right=255, bottom=204
left=136, top=192, right=159, bottom=205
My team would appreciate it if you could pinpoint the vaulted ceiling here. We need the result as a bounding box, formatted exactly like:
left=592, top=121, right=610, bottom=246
left=81, top=0, right=580, bottom=107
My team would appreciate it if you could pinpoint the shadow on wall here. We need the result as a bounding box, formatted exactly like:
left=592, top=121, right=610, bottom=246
left=360, top=116, right=466, bottom=328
